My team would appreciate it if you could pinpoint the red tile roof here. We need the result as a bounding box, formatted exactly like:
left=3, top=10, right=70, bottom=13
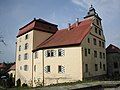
left=33, top=18, right=93, bottom=51
left=106, top=44, right=120, bottom=54
left=17, top=18, right=58, bottom=37
left=0, top=63, right=6, bottom=68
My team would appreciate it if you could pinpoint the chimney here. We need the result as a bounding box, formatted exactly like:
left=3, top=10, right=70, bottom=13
left=76, top=18, right=79, bottom=26
left=34, top=18, right=36, bottom=20
left=68, top=23, right=71, bottom=30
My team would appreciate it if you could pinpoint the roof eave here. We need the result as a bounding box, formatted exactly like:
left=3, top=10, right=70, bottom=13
left=32, top=43, right=81, bottom=52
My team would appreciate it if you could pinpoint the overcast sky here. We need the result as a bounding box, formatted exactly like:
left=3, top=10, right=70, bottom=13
left=0, top=0, right=120, bottom=62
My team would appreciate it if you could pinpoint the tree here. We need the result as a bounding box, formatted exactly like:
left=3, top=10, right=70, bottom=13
left=0, top=34, right=6, bottom=53
left=0, top=36, right=6, bottom=45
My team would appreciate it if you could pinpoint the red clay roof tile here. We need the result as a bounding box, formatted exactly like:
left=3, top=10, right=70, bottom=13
left=33, top=18, right=93, bottom=51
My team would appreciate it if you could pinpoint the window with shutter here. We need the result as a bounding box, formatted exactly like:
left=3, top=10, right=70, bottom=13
left=58, top=49, right=65, bottom=56
left=58, top=65, right=65, bottom=73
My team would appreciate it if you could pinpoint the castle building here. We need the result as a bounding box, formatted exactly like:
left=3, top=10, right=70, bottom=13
left=106, top=44, right=120, bottom=76
left=15, top=6, right=106, bottom=87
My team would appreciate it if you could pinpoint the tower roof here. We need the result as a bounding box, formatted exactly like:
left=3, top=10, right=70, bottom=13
left=17, top=18, right=58, bottom=37
left=84, top=5, right=101, bottom=20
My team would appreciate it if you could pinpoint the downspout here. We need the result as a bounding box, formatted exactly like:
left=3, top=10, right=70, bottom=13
left=15, top=42, right=17, bottom=86
left=32, top=52, right=34, bottom=87
left=42, top=49, right=44, bottom=86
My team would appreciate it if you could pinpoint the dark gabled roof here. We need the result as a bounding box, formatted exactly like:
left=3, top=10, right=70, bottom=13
left=8, top=64, right=15, bottom=72
left=106, top=44, right=120, bottom=54
left=17, top=18, right=58, bottom=37
left=33, top=18, right=93, bottom=51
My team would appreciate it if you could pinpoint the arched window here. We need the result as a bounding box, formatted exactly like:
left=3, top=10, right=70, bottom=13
left=35, top=52, right=38, bottom=59
left=19, top=45, right=21, bottom=51
left=25, top=43, right=28, bottom=50
left=24, top=65, right=28, bottom=71
left=24, top=53, right=28, bottom=60
left=18, top=54, right=21, bottom=61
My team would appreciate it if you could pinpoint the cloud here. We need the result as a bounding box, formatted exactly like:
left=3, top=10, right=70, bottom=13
left=71, top=0, right=89, bottom=9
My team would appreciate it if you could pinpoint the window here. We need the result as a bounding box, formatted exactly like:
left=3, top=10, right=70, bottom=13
left=58, top=49, right=65, bottom=56
left=45, top=50, right=56, bottom=57
left=19, top=38, right=21, bottom=42
left=93, top=38, right=97, bottom=45
left=58, top=65, right=65, bottom=73
left=96, top=19, right=99, bottom=26
left=35, top=51, right=38, bottom=59
left=20, top=66, right=22, bottom=70
left=46, top=50, right=50, bottom=57
left=24, top=65, right=28, bottom=71
left=99, top=52, right=102, bottom=59
left=95, top=64, right=98, bottom=71
left=88, top=38, right=90, bottom=43
left=18, top=55, right=21, bottom=61
left=100, top=62, right=102, bottom=69
left=99, top=30, right=101, bottom=35
left=95, top=27, right=97, bottom=33
left=45, top=66, right=50, bottom=73
left=25, top=43, right=28, bottom=50
left=94, top=51, right=97, bottom=58
left=103, top=53, right=105, bottom=59
left=24, top=53, right=28, bottom=60
left=34, top=65, right=36, bottom=72
left=19, top=45, right=21, bottom=51
left=51, top=50, right=55, bottom=57
left=103, top=64, right=105, bottom=71
left=102, top=42, right=105, bottom=48
left=114, top=62, right=118, bottom=69
left=99, top=41, right=101, bottom=47
left=25, top=34, right=28, bottom=40
left=88, top=49, right=90, bottom=54
left=85, top=48, right=87, bottom=56
left=85, top=64, right=88, bottom=72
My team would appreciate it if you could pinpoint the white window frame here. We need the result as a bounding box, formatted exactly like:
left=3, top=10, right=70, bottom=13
left=58, top=49, right=65, bottom=57
left=34, top=51, right=38, bottom=59
left=58, top=65, right=65, bottom=73
left=45, top=65, right=50, bottom=73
